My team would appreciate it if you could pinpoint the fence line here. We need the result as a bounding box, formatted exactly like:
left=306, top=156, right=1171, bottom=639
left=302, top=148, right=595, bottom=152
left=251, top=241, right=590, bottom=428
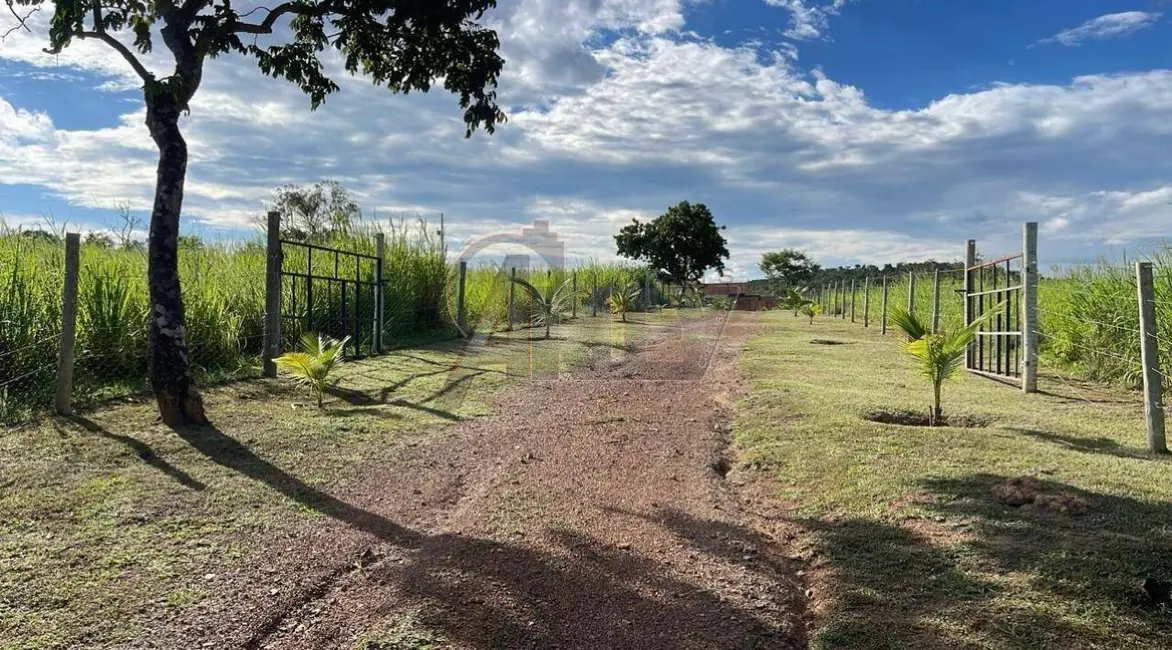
left=807, top=224, right=1169, bottom=454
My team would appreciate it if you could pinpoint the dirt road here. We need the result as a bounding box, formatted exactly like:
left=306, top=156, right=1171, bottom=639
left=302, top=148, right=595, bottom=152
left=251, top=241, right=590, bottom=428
left=150, top=311, right=807, bottom=649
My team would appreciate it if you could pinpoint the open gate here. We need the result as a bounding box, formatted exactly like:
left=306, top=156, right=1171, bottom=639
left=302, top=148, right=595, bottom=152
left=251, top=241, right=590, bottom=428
left=963, top=223, right=1038, bottom=391
left=278, top=239, right=382, bottom=359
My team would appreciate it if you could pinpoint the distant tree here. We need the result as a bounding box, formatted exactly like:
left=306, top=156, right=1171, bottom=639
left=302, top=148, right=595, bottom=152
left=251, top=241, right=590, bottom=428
left=84, top=232, right=115, bottom=248
left=614, top=201, right=729, bottom=288
left=9, top=0, right=505, bottom=425
left=270, top=181, right=361, bottom=241
left=759, top=249, right=820, bottom=290
left=19, top=230, right=60, bottom=243
left=178, top=234, right=204, bottom=250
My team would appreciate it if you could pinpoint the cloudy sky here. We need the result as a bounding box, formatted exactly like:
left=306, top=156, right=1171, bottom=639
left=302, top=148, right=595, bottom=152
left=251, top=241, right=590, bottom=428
left=1, top=0, right=1170, bottom=277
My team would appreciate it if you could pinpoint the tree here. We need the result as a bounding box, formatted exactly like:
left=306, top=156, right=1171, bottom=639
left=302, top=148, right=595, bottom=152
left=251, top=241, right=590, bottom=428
left=270, top=181, right=360, bottom=241
left=759, top=249, right=820, bottom=291
left=890, top=306, right=994, bottom=426
left=614, top=201, right=729, bottom=289
left=9, top=0, right=505, bottom=425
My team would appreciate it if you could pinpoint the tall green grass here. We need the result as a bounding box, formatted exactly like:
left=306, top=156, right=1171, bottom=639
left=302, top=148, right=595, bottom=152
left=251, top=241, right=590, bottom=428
left=0, top=220, right=669, bottom=422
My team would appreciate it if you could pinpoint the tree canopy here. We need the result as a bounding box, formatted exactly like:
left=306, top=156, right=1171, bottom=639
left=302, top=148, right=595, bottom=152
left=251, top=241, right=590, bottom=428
left=271, top=181, right=361, bottom=241
left=614, top=201, right=729, bottom=286
left=7, top=0, right=507, bottom=425
left=759, top=249, right=820, bottom=289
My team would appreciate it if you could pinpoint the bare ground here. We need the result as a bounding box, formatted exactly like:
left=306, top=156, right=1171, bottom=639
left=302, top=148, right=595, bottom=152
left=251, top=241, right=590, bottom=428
left=143, top=312, right=808, bottom=649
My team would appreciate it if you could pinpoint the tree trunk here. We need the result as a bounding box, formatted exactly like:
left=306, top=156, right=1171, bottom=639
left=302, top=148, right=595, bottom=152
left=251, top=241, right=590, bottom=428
left=931, top=381, right=942, bottom=426
left=145, top=93, right=208, bottom=426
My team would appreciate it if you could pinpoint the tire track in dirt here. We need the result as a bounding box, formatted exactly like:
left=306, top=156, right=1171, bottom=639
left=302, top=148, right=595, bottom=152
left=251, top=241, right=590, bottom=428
left=149, top=311, right=809, bottom=650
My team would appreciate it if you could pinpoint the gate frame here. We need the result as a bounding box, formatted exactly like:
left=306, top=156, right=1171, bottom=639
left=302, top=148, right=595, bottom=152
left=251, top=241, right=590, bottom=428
left=962, top=222, right=1037, bottom=393
left=263, top=211, right=385, bottom=377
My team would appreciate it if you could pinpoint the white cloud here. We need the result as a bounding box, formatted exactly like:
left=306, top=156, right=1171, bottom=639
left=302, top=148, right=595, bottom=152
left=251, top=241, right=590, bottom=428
left=1039, top=11, right=1161, bottom=47
left=3, top=2, right=1172, bottom=277
left=764, top=0, right=852, bottom=40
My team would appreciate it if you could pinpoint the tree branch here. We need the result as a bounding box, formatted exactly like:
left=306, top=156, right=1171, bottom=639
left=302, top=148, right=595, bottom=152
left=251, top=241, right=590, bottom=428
left=231, top=2, right=300, bottom=34
left=2, top=3, right=38, bottom=39
left=78, top=30, right=155, bottom=84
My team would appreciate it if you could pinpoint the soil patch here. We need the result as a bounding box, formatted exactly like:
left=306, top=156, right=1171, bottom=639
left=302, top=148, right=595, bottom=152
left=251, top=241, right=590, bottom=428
left=991, top=476, right=1092, bottom=515
left=864, top=409, right=989, bottom=428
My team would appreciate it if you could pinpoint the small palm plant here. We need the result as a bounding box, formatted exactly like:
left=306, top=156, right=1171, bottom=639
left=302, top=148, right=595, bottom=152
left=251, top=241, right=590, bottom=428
left=799, top=302, right=823, bottom=324
left=510, top=277, right=574, bottom=338
left=889, top=306, right=998, bottom=426
left=273, top=333, right=351, bottom=409
left=607, top=281, right=640, bottom=323
left=781, top=288, right=814, bottom=316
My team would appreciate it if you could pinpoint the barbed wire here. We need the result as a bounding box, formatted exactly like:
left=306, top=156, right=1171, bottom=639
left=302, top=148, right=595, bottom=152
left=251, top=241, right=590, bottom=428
left=1035, top=307, right=1139, bottom=336
left=0, top=332, right=60, bottom=362
left=1034, top=329, right=1141, bottom=367
left=0, top=361, right=57, bottom=391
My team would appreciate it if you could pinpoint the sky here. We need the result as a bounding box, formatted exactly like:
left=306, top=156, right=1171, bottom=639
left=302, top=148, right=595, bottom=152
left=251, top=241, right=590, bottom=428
left=1, top=0, right=1171, bottom=278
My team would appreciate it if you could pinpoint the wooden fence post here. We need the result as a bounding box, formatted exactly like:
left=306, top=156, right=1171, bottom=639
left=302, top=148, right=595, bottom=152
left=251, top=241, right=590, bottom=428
left=263, top=211, right=281, bottom=378
left=507, top=267, right=516, bottom=331
left=572, top=271, right=577, bottom=318
left=55, top=233, right=80, bottom=415
left=907, top=271, right=915, bottom=314
left=850, top=279, right=856, bottom=323
left=374, top=233, right=385, bottom=353
left=1136, top=262, right=1167, bottom=453
left=963, top=239, right=976, bottom=368
left=863, top=277, right=870, bottom=327
left=457, top=259, right=468, bottom=336
left=931, top=268, right=941, bottom=333
left=1022, top=221, right=1038, bottom=393
left=592, top=275, right=598, bottom=317
left=881, top=276, right=889, bottom=335
left=840, top=280, right=847, bottom=319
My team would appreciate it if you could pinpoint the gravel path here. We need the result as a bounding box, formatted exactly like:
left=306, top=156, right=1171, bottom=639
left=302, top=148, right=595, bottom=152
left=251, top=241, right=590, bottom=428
left=150, top=311, right=808, bottom=649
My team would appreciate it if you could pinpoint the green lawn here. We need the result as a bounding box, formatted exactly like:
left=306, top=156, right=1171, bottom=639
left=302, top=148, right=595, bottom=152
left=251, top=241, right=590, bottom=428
left=0, top=310, right=690, bottom=650
left=735, top=311, right=1172, bottom=649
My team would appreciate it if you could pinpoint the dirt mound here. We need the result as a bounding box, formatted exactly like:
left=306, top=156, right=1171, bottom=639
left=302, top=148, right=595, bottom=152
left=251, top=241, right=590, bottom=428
left=991, top=476, right=1091, bottom=515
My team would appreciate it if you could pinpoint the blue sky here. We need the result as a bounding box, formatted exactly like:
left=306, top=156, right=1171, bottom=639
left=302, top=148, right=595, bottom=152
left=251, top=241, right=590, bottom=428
left=2, top=0, right=1171, bottom=277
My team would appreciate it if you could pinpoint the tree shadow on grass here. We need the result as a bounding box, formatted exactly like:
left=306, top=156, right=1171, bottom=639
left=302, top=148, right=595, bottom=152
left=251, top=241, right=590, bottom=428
left=804, top=474, right=1172, bottom=649
left=1008, top=427, right=1155, bottom=460
left=65, top=415, right=206, bottom=491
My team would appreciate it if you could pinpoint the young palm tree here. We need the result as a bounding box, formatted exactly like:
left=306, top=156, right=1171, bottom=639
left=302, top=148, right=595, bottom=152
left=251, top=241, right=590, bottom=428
left=889, top=307, right=999, bottom=425
left=510, top=277, right=574, bottom=339
left=781, top=288, right=814, bottom=316
left=272, top=333, right=351, bottom=409
left=607, top=280, right=641, bottom=323
left=799, top=302, right=823, bottom=324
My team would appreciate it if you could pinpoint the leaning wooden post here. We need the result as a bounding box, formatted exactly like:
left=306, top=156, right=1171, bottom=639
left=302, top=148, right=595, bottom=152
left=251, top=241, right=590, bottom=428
left=863, top=277, right=870, bottom=327
left=907, top=271, right=916, bottom=314
left=931, top=268, right=941, bottom=333
left=1021, top=221, right=1038, bottom=393
left=1136, top=262, right=1168, bottom=453
left=849, top=279, right=856, bottom=323
left=263, top=210, right=282, bottom=378
left=881, top=275, right=889, bottom=335
left=374, top=233, right=385, bottom=353
left=457, top=259, right=468, bottom=336
left=55, top=233, right=80, bottom=415
left=964, top=239, right=976, bottom=368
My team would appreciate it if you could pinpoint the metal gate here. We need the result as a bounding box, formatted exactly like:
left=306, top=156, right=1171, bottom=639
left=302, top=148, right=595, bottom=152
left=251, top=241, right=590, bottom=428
left=963, top=223, right=1038, bottom=391
left=965, top=252, right=1023, bottom=380
left=278, top=239, right=382, bottom=359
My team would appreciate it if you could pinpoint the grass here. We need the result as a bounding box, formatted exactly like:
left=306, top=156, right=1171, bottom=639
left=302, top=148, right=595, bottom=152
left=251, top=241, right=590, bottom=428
left=735, top=311, right=1172, bottom=649
left=0, top=310, right=686, bottom=650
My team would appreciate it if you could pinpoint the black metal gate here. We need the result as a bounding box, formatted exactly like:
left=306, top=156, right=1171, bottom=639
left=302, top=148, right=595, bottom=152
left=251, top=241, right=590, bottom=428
left=964, top=252, right=1022, bottom=380
left=279, top=239, right=381, bottom=358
